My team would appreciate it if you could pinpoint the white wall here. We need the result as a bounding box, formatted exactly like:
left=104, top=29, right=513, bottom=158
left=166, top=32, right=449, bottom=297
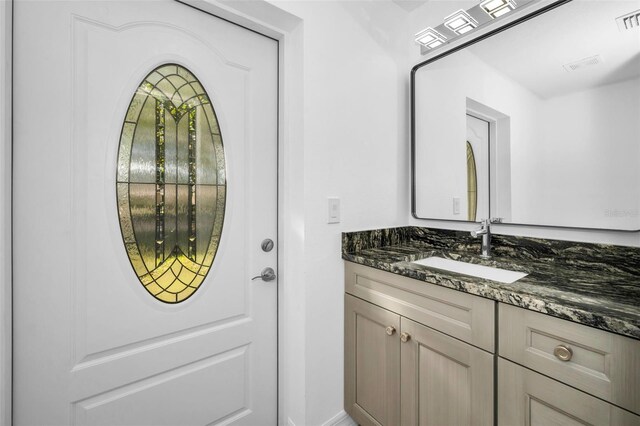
left=414, top=48, right=542, bottom=221
left=265, top=1, right=410, bottom=424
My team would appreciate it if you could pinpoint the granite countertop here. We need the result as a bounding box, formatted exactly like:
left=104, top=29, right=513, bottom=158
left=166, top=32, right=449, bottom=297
left=342, top=227, right=640, bottom=340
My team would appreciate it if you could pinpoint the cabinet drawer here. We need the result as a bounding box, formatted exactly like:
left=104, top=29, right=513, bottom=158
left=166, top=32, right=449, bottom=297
left=499, top=303, right=640, bottom=415
left=345, top=262, right=495, bottom=352
left=498, top=358, right=640, bottom=426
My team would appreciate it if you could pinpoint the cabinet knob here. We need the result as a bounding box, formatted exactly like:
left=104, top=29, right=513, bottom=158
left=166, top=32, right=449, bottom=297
left=385, top=326, right=396, bottom=336
left=400, top=332, right=411, bottom=343
left=553, top=344, right=573, bottom=362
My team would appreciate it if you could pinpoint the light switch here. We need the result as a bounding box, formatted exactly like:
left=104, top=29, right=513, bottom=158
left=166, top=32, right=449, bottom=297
left=453, top=197, right=460, bottom=215
left=328, top=198, right=340, bottom=224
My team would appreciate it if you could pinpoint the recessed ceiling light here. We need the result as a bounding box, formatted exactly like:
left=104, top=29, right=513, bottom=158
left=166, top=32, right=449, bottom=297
left=480, top=0, right=517, bottom=19
left=481, top=0, right=506, bottom=12
left=415, top=28, right=447, bottom=49
left=492, top=7, right=512, bottom=17
left=444, top=10, right=479, bottom=35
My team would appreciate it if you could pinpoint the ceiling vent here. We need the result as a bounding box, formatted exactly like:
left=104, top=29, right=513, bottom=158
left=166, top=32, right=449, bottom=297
left=616, top=9, right=640, bottom=31
left=563, top=55, right=603, bottom=72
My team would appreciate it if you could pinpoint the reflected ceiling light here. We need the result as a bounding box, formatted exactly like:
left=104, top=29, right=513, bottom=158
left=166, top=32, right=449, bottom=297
left=415, top=27, right=447, bottom=49
left=444, top=10, right=478, bottom=35
left=480, top=0, right=517, bottom=19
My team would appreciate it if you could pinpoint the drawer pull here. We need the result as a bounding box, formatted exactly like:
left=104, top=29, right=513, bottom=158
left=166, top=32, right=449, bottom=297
left=553, top=345, right=573, bottom=362
left=385, top=326, right=396, bottom=336
left=400, top=332, right=411, bottom=343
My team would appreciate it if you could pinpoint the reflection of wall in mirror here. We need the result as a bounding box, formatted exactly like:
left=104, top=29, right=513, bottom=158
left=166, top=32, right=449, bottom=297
left=415, top=48, right=640, bottom=230
left=533, top=77, right=640, bottom=229
left=415, top=49, right=540, bottom=222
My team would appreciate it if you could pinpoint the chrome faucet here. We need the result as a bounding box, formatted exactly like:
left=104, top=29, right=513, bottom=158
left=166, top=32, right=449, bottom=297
left=471, top=219, right=491, bottom=258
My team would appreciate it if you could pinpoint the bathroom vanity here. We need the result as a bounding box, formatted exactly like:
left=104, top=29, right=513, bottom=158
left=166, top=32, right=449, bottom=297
left=343, top=227, right=640, bottom=426
left=359, top=0, right=640, bottom=423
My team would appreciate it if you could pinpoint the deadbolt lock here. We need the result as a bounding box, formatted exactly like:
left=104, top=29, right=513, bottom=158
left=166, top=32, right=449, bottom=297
left=261, top=239, right=275, bottom=252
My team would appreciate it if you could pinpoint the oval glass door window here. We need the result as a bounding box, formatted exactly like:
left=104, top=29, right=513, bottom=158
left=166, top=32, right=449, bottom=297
left=116, top=64, right=226, bottom=303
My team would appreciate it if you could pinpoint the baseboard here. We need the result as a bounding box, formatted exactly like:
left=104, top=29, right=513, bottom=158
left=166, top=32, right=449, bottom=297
left=322, top=410, right=357, bottom=426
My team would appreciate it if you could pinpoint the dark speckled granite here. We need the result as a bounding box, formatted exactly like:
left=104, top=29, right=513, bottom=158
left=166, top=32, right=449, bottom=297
left=341, top=227, right=413, bottom=254
left=342, top=227, right=640, bottom=340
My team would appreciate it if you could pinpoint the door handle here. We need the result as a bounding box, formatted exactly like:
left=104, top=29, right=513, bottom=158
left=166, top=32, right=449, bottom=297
left=252, top=267, right=276, bottom=282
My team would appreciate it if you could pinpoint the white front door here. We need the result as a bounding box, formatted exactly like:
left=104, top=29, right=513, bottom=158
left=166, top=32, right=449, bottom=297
left=13, top=1, right=278, bottom=424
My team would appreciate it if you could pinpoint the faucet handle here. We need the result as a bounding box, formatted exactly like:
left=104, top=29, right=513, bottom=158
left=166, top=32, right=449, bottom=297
left=471, top=219, right=490, bottom=238
left=471, top=228, right=486, bottom=238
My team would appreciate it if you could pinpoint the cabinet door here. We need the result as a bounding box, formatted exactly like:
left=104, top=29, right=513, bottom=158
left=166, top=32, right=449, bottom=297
left=401, top=317, right=494, bottom=426
left=345, top=294, right=401, bottom=426
left=498, top=358, right=640, bottom=426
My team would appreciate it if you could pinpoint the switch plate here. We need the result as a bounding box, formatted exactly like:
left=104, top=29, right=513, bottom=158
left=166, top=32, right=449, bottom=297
left=328, top=198, right=340, bottom=224
left=453, top=197, right=460, bottom=215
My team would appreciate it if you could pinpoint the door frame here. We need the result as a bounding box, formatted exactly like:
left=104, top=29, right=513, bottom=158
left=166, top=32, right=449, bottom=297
left=1, top=0, right=12, bottom=424
left=1, top=1, right=305, bottom=425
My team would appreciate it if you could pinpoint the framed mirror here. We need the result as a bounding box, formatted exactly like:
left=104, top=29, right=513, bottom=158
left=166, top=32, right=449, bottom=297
left=412, top=0, right=640, bottom=231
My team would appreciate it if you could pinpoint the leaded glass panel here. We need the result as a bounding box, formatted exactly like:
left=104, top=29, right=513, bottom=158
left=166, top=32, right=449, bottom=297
left=116, top=63, right=226, bottom=304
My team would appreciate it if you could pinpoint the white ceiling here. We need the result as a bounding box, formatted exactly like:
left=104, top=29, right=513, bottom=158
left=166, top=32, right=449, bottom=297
left=391, top=0, right=429, bottom=12
left=467, top=0, right=640, bottom=99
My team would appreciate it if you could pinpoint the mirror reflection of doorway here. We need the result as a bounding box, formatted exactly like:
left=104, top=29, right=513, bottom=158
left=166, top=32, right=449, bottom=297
left=466, top=114, right=490, bottom=222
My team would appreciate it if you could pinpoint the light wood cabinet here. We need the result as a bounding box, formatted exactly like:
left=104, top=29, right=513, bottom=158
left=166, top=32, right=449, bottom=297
left=345, top=292, right=494, bottom=426
left=498, top=358, right=640, bottom=426
left=499, top=303, right=640, bottom=415
left=345, top=262, right=495, bottom=352
left=345, top=294, right=401, bottom=426
left=345, top=261, right=640, bottom=426
left=400, top=317, right=494, bottom=426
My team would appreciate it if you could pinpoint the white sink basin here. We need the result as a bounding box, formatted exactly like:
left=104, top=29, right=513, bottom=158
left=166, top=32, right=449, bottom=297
left=412, top=257, right=528, bottom=284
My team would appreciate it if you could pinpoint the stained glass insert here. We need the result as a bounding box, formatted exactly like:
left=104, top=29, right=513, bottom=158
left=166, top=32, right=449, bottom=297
left=466, top=141, right=478, bottom=222
left=116, top=63, right=226, bottom=304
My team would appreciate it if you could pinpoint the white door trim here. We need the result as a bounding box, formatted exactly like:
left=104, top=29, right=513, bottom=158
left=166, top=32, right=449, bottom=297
left=0, top=0, right=12, bottom=424
left=3, top=0, right=305, bottom=424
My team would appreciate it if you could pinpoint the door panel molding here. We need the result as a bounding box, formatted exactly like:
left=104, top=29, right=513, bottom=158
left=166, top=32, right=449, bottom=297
left=72, top=314, right=250, bottom=369
left=72, top=345, right=250, bottom=426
